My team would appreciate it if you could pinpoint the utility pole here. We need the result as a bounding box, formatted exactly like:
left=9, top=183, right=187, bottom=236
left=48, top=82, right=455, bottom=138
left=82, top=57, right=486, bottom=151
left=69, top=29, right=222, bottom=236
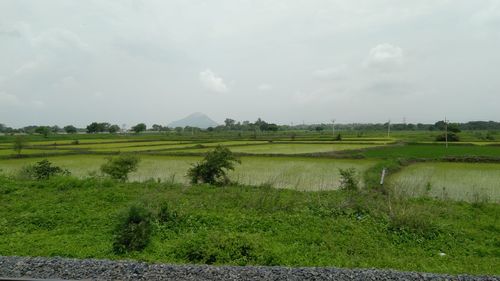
left=387, top=119, right=391, bottom=138
left=445, top=117, right=448, bottom=149
left=332, top=119, right=336, bottom=138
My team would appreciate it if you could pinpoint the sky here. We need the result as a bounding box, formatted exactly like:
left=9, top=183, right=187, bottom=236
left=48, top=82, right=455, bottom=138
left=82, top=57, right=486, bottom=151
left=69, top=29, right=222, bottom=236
left=1, top=0, right=499, bottom=128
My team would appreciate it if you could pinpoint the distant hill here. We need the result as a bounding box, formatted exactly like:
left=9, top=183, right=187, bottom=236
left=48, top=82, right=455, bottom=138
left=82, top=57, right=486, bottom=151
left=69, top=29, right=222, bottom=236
left=168, top=112, right=218, bottom=129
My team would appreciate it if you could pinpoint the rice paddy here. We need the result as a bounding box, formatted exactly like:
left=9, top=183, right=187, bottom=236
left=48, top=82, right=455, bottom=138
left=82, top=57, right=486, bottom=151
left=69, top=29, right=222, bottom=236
left=388, top=162, right=500, bottom=202
left=0, top=155, right=376, bottom=191
left=175, top=143, right=378, bottom=154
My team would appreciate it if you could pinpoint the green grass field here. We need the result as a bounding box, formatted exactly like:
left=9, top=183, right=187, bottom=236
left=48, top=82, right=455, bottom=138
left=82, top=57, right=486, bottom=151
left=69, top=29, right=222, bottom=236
left=360, top=143, right=500, bottom=159
left=0, top=155, right=376, bottom=191
left=175, top=143, right=379, bottom=155
left=388, top=162, right=500, bottom=202
left=0, top=177, right=498, bottom=275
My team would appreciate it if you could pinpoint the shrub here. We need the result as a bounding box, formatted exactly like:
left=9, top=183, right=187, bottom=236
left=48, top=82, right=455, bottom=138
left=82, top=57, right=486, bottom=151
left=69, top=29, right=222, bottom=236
left=100, top=154, right=140, bottom=181
left=113, top=205, right=153, bottom=254
left=158, top=202, right=178, bottom=224
left=13, top=135, right=28, bottom=155
left=187, top=146, right=240, bottom=185
left=176, top=232, right=258, bottom=265
left=435, top=132, right=459, bottom=142
left=335, top=133, right=342, bottom=141
left=21, top=159, right=70, bottom=180
left=338, top=168, right=359, bottom=191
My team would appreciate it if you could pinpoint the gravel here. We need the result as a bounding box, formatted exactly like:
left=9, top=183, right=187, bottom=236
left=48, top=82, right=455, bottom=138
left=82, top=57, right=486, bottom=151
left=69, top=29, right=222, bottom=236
left=0, top=256, right=498, bottom=281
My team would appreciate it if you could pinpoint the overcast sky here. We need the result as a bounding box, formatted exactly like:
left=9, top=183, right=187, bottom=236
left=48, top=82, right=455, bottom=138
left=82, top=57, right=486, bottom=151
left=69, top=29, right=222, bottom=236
left=1, top=0, right=499, bottom=127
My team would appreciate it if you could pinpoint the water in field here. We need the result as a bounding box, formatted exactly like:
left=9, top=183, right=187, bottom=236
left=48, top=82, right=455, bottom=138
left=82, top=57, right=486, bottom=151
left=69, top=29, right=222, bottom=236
left=0, top=155, right=376, bottom=191
left=389, top=162, right=500, bottom=202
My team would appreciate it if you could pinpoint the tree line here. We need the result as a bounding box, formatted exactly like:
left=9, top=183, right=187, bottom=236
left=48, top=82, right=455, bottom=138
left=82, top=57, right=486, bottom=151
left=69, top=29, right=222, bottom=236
left=1, top=120, right=500, bottom=135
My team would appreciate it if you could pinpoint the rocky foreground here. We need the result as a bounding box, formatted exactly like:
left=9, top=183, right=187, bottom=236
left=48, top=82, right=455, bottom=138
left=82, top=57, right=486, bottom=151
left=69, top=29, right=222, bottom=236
left=0, top=256, right=498, bottom=281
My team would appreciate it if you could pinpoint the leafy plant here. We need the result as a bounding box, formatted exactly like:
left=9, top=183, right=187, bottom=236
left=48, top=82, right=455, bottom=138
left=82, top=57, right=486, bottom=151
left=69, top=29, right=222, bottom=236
left=338, top=168, right=359, bottom=191
left=100, top=154, right=140, bottom=181
left=113, top=205, right=153, bottom=254
left=13, top=135, right=28, bottom=155
left=158, top=202, right=178, bottom=224
left=22, top=159, right=70, bottom=180
left=187, top=145, right=240, bottom=185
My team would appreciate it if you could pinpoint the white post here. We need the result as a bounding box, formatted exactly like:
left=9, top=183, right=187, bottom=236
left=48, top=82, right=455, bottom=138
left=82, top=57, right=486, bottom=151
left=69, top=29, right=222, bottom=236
left=380, top=168, right=387, bottom=185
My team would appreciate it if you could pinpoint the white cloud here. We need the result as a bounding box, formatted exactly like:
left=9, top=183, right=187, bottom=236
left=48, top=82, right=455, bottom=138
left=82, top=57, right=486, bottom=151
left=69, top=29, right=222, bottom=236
left=258, top=83, right=273, bottom=91
left=199, top=69, right=228, bottom=93
left=0, top=92, right=21, bottom=106
left=32, top=28, right=88, bottom=51
left=364, top=44, right=404, bottom=71
left=313, top=65, right=347, bottom=80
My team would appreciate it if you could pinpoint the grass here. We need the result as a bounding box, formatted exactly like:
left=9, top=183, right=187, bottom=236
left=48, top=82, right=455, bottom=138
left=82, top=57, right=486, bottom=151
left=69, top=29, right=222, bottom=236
left=0, top=155, right=376, bottom=191
left=388, top=162, right=500, bottom=202
left=0, top=176, right=498, bottom=275
left=360, top=143, right=500, bottom=159
left=176, top=143, right=380, bottom=155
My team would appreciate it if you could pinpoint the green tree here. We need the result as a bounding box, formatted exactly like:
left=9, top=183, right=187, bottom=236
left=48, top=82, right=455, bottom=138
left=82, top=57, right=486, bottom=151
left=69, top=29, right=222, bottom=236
left=64, top=125, right=77, bottom=134
left=100, top=155, right=140, bottom=181
left=13, top=135, right=27, bottom=155
left=108, top=124, right=120, bottom=134
left=35, top=126, right=51, bottom=138
left=187, top=145, right=240, bottom=185
left=132, top=123, right=147, bottom=133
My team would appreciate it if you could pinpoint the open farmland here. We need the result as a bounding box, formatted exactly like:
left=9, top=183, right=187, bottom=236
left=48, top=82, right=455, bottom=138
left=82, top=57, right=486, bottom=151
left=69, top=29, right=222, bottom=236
left=174, top=143, right=379, bottom=155
left=388, top=162, right=500, bottom=202
left=360, top=143, right=500, bottom=159
left=0, top=155, right=376, bottom=191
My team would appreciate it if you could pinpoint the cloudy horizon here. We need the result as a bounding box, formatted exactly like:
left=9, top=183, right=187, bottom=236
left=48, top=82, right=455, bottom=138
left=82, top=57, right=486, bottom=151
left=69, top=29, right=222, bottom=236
left=1, top=0, right=499, bottom=128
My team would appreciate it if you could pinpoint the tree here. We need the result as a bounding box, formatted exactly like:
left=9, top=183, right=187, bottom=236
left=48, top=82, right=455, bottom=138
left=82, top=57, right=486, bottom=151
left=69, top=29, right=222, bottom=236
left=187, top=145, right=240, bottom=185
left=64, top=125, right=77, bottom=134
left=101, top=155, right=140, bottom=181
left=224, top=118, right=236, bottom=128
left=109, top=124, right=120, bottom=134
left=86, top=122, right=110, bottom=133
left=13, top=135, right=27, bottom=155
left=131, top=123, right=146, bottom=133
left=35, top=126, right=51, bottom=138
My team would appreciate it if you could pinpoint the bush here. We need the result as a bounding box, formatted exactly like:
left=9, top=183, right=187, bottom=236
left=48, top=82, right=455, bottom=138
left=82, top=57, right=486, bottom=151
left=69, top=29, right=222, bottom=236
left=176, top=232, right=258, bottom=265
left=21, top=159, right=70, bottom=180
left=187, top=146, right=240, bottom=185
left=113, top=205, right=153, bottom=254
left=100, top=155, right=140, bottom=181
left=335, top=133, right=342, bottom=141
left=158, top=202, right=178, bottom=224
left=435, top=132, right=459, bottom=142
left=338, top=168, right=359, bottom=191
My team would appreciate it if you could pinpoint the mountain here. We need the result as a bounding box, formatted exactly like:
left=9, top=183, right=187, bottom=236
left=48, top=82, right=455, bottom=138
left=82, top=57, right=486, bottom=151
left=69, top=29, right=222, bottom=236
left=168, top=112, right=219, bottom=129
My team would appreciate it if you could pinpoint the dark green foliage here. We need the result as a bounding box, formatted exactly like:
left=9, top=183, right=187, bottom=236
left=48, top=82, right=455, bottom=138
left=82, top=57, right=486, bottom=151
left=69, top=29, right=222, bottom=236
left=176, top=232, right=261, bottom=265
left=22, top=159, right=70, bottom=180
left=100, top=155, right=140, bottom=181
left=108, top=124, right=120, bottom=134
left=12, top=135, right=27, bottom=155
left=113, top=205, right=153, bottom=254
left=335, top=133, right=342, bottom=141
left=132, top=123, right=147, bottom=133
left=86, top=122, right=110, bottom=133
left=187, top=146, right=240, bottom=185
left=35, top=126, right=51, bottom=138
left=158, top=202, right=178, bottom=224
left=63, top=125, right=77, bottom=134
left=436, top=132, right=460, bottom=142
left=338, top=168, right=359, bottom=191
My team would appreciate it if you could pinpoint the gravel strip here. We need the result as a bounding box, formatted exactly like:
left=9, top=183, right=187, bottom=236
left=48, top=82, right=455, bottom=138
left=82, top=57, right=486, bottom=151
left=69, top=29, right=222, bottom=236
left=0, top=256, right=498, bottom=281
